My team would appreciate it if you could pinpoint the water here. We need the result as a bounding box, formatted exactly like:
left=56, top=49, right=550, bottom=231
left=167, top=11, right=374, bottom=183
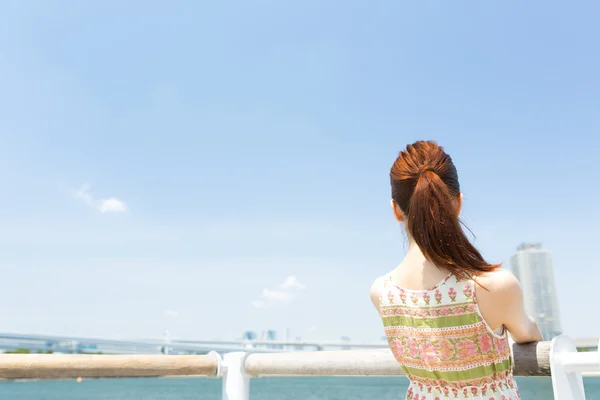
left=0, top=377, right=598, bottom=399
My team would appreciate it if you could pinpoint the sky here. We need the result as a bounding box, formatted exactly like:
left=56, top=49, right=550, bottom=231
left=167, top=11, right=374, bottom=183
left=0, top=1, right=599, bottom=343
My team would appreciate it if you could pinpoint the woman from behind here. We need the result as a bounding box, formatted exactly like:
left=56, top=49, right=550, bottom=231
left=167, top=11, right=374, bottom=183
left=370, top=141, right=542, bottom=400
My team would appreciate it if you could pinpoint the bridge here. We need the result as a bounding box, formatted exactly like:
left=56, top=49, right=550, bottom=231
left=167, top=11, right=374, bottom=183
left=0, top=332, right=270, bottom=355
left=0, top=332, right=597, bottom=355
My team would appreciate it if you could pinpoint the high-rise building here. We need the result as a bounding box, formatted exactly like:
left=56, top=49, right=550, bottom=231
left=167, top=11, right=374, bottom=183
left=259, top=329, right=279, bottom=349
left=510, top=243, right=562, bottom=340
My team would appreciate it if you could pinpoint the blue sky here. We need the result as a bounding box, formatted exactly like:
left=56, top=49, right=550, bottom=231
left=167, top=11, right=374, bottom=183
left=0, top=1, right=598, bottom=342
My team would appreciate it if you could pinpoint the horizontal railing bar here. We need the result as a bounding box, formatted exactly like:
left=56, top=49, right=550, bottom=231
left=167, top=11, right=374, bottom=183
left=246, top=342, right=554, bottom=377
left=563, top=352, right=600, bottom=373
left=0, top=354, right=219, bottom=379
left=512, top=341, right=552, bottom=377
left=3, top=341, right=598, bottom=381
left=245, top=348, right=402, bottom=377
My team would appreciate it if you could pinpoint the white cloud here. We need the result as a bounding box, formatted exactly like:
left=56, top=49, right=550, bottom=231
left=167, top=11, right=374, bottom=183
left=281, top=276, right=306, bottom=291
left=253, top=276, right=306, bottom=308
left=99, top=197, right=128, bottom=213
left=74, top=184, right=127, bottom=214
left=261, top=289, right=292, bottom=302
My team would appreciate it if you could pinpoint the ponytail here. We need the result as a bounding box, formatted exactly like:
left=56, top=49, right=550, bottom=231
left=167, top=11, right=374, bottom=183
left=391, top=141, right=498, bottom=280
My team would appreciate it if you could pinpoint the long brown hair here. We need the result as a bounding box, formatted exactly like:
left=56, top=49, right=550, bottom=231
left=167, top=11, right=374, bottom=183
left=390, top=141, right=499, bottom=280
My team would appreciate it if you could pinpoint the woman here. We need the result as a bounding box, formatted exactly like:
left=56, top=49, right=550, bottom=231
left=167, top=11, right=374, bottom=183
left=370, top=141, right=542, bottom=400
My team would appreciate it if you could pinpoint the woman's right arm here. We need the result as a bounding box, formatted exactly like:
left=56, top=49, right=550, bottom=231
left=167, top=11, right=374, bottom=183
left=499, top=273, right=544, bottom=343
left=477, top=269, right=543, bottom=343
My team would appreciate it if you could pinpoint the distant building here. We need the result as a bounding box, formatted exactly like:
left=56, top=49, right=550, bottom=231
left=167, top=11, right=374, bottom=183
left=265, top=330, right=277, bottom=341
left=510, top=243, right=562, bottom=340
left=340, top=336, right=351, bottom=350
left=243, top=331, right=257, bottom=341
left=258, top=329, right=279, bottom=349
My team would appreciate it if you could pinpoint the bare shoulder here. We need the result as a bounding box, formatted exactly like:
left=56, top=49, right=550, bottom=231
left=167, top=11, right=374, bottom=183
left=369, top=276, right=387, bottom=310
left=474, top=267, right=541, bottom=340
left=474, top=268, right=525, bottom=330
left=476, top=268, right=523, bottom=297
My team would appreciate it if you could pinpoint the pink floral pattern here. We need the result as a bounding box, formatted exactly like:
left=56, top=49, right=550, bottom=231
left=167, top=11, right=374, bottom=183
left=479, top=333, right=493, bottom=354
left=422, top=292, right=431, bottom=305
left=387, top=290, right=395, bottom=304
left=448, top=287, right=457, bottom=302
left=399, top=289, right=407, bottom=304
left=405, top=374, right=514, bottom=393
left=381, top=275, right=519, bottom=399
left=456, top=339, right=478, bottom=359
left=463, top=284, right=472, bottom=299
left=439, top=339, right=455, bottom=360
left=407, top=338, right=419, bottom=358
left=410, top=293, right=419, bottom=304
left=381, top=303, right=476, bottom=318
left=389, top=339, right=405, bottom=355
left=420, top=342, right=438, bottom=363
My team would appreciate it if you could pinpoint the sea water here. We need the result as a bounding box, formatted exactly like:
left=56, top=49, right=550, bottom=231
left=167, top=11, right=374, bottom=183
left=1, top=376, right=598, bottom=399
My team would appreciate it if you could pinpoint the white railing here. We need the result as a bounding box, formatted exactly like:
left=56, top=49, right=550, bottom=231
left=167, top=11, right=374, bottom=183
left=0, top=352, right=220, bottom=379
left=550, top=336, right=600, bottom=400
left=0, top=335, right=598, bottom=400
left=218, top=335, right=600, bottom=400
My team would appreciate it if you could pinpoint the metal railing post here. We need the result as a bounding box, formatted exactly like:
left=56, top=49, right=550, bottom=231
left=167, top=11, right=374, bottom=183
left=222, top=352, right=250, bottom=400
left=550, top=335, right=586, bottom=400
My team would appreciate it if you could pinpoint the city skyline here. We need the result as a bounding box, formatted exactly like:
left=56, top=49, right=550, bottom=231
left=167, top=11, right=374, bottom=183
left=240, top=242, right=568, bottom=343
left=0, top=2, right=599, bottom=342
